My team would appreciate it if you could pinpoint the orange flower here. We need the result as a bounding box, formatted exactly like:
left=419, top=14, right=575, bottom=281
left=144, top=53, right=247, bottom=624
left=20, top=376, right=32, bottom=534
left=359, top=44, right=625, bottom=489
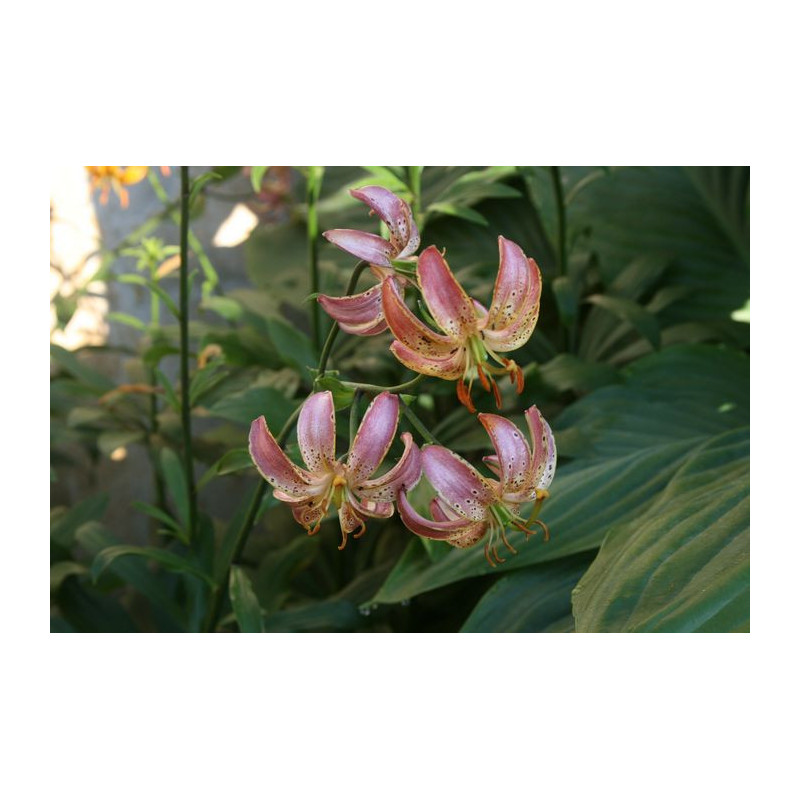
left=85, top=166, right=171, bottom=208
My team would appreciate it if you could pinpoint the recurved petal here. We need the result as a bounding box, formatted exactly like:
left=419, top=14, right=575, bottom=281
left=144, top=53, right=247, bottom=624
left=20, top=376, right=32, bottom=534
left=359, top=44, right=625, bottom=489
left=389, top=340, right=466, bottom=380
left=481, top=302, right=540, bottom=352
left=350, top=186, right=418, bottom=256
left=526, top=405, right=557, bottom=489
left=417, top=246, right=478, bottom=339
left=287, top=495, right=330, bottom=531
left=297, top=391, right=337, bottom=472
left=382, top=277, right=462, bottom=359
left=348, top=492, right=394, bottom=520
left=422, top=445, right=495, bottom=521
left=397, top=489, right=486, bottom=541
left=338, top=501, right=366, bottom=535
left=430, top=496, right=460, bottom=522
left=318, top=285, right=387, bottom=336
left=323, top=229, right=394, bottom=268
left=484, top=236, right=542, bottom=336
left=347, top=392, right=399, bottom=483
left=358, top=432, right=422, bottom=502
left=478, top=413, right=533, bottom=496
left=249, top=415, right=315, bottom=496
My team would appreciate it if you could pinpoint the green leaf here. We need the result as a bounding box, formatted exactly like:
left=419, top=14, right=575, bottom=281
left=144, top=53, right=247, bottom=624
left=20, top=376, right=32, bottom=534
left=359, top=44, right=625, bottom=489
left=107, top=312, right=147, bottom=331
left=207, top=386, right=296, bottom=428
left=551, top=276, right=580, bottom=327
left=586, top=294, right=661, bottom=351
left=202, top=296, right=244, bottom=322
left=197, top=448, right=253, bottom=491
left=91, top=545, right=215, bottom=588
left=229, top=566, right=265, bottom=633
left=314, top=374, right=356, bottom=410
left=427, top=202, right=489, bottom=227
left=160, top=448, right=190, bottom=533
left=154, top=368, right=181, bottom=413
left=262, top=599, right=361, bottom=632
left=265, top=315, right=316, bottom=372
left=51, top=493, right=109, bottom=549
left=371, top=345, right=749, bottom=605
left=461, top=553, right=596, bottom=632
left=50, top=345, right=114, bottom=393
left=538, top=353, right=619, bottom=394
left=189, top=171, right=221, bottom=208
left=189, top=362, right=228, bottom=407
left=76, top=522, right=185, bottom=630
left=132, top=500, right=183, bottom=533
left=250, top=166, right=270, bottom=193
left=50, top=562, right=88, bottom=592
left=572, top=428, right=749, bottom=632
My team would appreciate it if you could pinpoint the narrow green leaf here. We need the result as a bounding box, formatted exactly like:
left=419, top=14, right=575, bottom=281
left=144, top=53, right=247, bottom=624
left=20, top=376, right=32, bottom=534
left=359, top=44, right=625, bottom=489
left=107, top=312, right=147, bottom=331
left=427, top=202, right=489, bottom=226
left=229, top=566, right=265, bottom=633
left=91, top=546, right=215, bottom=587
left=189, top=172, right=221, bottom=208
left=50, top=344, right=114, bottom=393
left=50, top=562, right=87, bottom=592
left=586, top=294, right=662, bottom=351
left=250, top=166, right=270, bottom=193
left=154, top=368, right=180, bottom=413
left=160, top=448, right=190, bottom=530
left=132, top=500, right=183, bottom=533
left=202, top=296, right=244, bottom=322
left=51, top=493, right=109, bottom=548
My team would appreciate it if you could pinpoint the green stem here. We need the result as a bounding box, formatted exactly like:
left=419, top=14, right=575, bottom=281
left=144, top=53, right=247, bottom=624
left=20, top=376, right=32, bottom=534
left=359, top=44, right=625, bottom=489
left=343, top=373, right=425, bottom=395
left=399, top=397, right=440, bottom=445
left=179, top=167, right=198, bottom=543
left=306, top=166, right=325, bottom=352
left=406, top=166, right=424, bottom=233
left=316, top=260, right=370, bottom=377
left=203, top=405, right=302, bottom=632
left=550, top=166, right=567, bottom=278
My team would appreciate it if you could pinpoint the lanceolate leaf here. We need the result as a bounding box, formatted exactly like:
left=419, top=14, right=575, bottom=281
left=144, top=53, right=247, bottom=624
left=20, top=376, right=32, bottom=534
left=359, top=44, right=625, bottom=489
left=229, top=566, right=264, bottom=633
left=572, top=428, right=749, bottom=632
left=91, top=546, right=215, bottom=587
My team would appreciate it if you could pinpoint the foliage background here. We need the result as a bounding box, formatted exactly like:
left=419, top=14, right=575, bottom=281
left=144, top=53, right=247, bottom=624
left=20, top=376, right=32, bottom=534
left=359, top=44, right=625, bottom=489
left=50, top=166, right=750, bottom=633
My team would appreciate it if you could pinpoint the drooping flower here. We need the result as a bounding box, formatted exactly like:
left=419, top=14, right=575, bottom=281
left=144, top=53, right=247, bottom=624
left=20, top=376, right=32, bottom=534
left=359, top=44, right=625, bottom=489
left=318, top=185, right=420, bottom=335
left=249, top=390, right=421, bottom=549
left=85, top=166, right=171, bottom=208
left=381, top=237, right=542, bottom=412
left=397, top=405, right=556, bottom=567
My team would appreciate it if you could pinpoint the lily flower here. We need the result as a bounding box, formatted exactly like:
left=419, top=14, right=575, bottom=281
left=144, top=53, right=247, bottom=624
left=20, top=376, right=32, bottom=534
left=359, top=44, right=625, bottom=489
left=249, top=390, right=421, bottom=549
left=85, top=166, right=171, bottom=208
left=318, top=185, right=420, bottom=335
left=397, top=405, right=556, bottom=567
left=381, top=237, right=542, bottom=412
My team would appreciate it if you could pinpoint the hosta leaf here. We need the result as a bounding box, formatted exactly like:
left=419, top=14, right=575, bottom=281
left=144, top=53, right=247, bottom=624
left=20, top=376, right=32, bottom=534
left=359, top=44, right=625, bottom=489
left=461, top=553, right=596, bottom=632
left=572, top=428, right=749, bottom=632
left=371, top=345, right=748, bottom=605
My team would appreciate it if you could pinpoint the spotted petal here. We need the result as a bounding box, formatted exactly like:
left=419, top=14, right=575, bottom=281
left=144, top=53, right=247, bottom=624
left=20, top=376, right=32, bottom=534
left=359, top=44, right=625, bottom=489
left=389, top=340, right=466, bottom=380
left=358, top=433, right=422, bottom=502
left=422, top=445, right=495, bottom=521
left=297, top=391, right=337, bottom=473
left=526, top=405, right=557, bottom=489
left=318, top=285, right=387, bottom=335
left=350, top=186, right=420, bottom=259
left=323, top=229, right=394, bottom=268
left=249, top=415, right=315, bottom=497
left=417, top=246, right=478, bottom=339
left=482, top=237, right=542, bottom=351
left=478, top=413, right=533, bottom=496
left=346, top=391, right=399, bottom=484
left=397, top=489, right=487, bottom=542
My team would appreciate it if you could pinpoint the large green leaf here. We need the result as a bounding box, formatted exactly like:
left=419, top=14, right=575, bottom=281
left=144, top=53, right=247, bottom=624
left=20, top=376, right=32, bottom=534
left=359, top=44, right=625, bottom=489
left=371, top=345, right=749, bottom=605
left=572, top=428, right=749, bottom=632
left=461, top=553, right=596, bottom=632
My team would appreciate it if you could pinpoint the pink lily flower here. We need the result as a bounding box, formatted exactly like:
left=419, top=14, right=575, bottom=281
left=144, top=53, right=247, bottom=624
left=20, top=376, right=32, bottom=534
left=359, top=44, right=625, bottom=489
left=249, top=390, right=421, bottom=549
left=318, top=185, right=420, bottom=336
left=381, top=237, right=542, bottom=413
left=397, top=405, right=556, bottom=567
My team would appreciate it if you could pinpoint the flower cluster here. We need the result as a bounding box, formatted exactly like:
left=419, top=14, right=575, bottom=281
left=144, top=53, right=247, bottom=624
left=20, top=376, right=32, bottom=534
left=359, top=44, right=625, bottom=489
left=250, top=184, right=556, bottom=566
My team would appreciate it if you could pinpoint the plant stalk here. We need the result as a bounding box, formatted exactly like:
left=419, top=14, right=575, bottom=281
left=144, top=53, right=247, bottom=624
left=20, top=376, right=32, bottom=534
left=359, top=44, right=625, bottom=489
left=307, top=166, right=325, bottom=352
left=179, top=167, right=198, bottom=542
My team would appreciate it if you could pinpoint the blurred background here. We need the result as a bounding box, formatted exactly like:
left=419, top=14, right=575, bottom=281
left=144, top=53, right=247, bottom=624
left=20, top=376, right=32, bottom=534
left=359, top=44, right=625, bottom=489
left=50, top=166, right=750, bottom=633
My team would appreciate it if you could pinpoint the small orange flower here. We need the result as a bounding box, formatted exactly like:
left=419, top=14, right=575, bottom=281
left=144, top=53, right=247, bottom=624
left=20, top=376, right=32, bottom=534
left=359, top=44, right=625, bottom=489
left=85, top=166, right=171, bottom=208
